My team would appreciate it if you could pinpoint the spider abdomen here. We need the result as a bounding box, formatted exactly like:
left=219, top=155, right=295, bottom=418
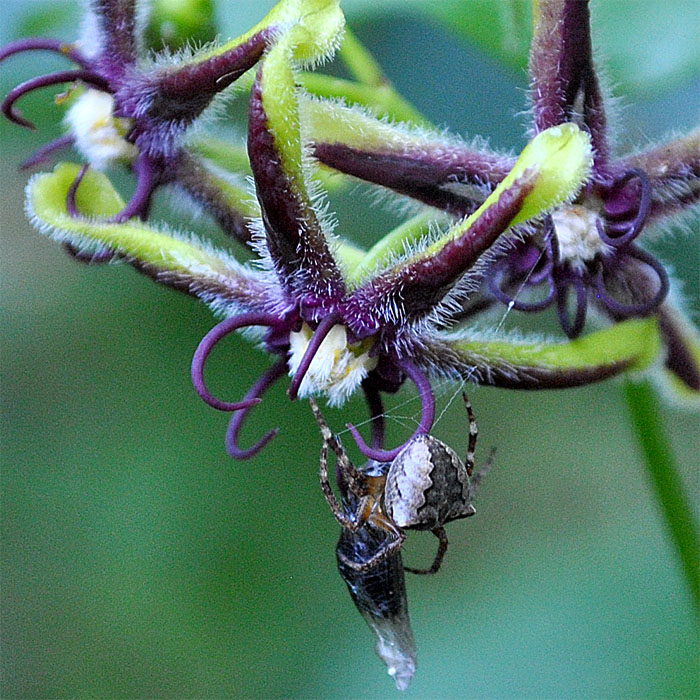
left=384, top=435, right=475, bottom=530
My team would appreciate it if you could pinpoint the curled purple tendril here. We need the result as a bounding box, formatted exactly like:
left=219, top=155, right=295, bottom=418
left=64, top=164, right=137, bottom=263
left=287, top=312, right=341, bottom=400
left=66, top=163, right=89, bottom=217
left=347, top=359, right=435, bottom=462
left=62, top=163, right=118, bottom=264
left=1, top=69, right=109, bottom=129
left=1, top=37, right=157, bottom=225
left=226, top=359, right=286, bottom=459
left=113, top=153, right=159, bottom=222
left=554, top=270, right=588, bottom=338
left=599, top=169, right=651, bottom=246
left=486, top=167, right=666, bottom=338
left=362, top=380, right=386, bottom=451
left=0, top=37, right=88, bottom=67
left=593, top=244, right=670, bottom=317
left=21, top=134, right=74, bottom=170
left=489, top=253, right=556, bottom=312
left=191, top=312, right=281, bottom=411
left=64, top=152, right=160, bottom=226
left=487, top=217, right=558, bottom=312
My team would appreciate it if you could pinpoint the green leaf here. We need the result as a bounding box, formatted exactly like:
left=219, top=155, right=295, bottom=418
left=420, top=0, right=532, bottom=75
left=15, top=2, right=76, bottom=38
left=144, top=0, right=217, bottom=51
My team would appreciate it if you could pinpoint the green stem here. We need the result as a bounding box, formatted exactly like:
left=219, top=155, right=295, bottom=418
left=623, top=379, right=699, bottom=614
left=338, top=26, right=386, bottom=87
left=298, top=73, right=430, bottom=126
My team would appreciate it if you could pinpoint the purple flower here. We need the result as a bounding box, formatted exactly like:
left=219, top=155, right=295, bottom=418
left=310, top=0, right=699, bottom=343
left=14, top=1, right=667, bottom=464
left=184, top=27, right=656, bottom=461
left=0, top=0, right=314, bottom=245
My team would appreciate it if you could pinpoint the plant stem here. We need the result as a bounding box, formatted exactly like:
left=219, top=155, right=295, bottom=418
left=298, top=73, right=430, bottom=126
left=338, top=26, right=386, bottom=87
left=623, top=379, right=699, bottom=614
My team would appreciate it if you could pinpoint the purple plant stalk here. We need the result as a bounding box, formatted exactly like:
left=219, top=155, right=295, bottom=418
left=310, top=0, right=699, bottom=356
left=0, top=1, right=280, bottom=244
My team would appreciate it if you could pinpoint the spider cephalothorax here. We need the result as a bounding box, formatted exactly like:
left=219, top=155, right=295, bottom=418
left=311, top=395, right=491, bottom=574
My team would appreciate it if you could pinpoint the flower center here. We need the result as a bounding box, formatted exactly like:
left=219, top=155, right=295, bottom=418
left=65, top=89, right=137, bottom=170
left=551, top=204, right=608, bottom=269
left=288, top=323, right=377, bottom=406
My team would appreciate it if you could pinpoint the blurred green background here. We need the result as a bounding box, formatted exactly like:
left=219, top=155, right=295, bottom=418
left=1, top=1, right=698, bottom=698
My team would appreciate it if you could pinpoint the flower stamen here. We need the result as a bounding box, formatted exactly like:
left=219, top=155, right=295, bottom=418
left=287, top=313, right=342, bottom=401
left=287, top=322, right=377, bottom=406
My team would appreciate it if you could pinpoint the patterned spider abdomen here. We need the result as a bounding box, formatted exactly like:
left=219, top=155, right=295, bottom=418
left=384, top=435, right=476, bottom=530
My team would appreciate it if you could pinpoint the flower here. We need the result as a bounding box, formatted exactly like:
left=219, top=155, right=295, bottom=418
left=287, top=323, right=377, bottom=406
left=0, top=0, right=340, bottom=244
left=17, top=2, right=663, bottom=463
left=307, top=0, right=699, bottom=390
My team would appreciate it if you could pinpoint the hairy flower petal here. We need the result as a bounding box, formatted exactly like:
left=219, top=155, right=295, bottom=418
left=421, top=318, right=662, bottom=389
left=305, top=97, right=514, bottom=215
left=26, top=163, right=266, bottom=309
left=620, top=128, right=700, bottom=221
left=343, top=124, right=593, bottom=334
left=530, top=0, right=609, bottom=167
left=248, top=27, right=346, bottom=316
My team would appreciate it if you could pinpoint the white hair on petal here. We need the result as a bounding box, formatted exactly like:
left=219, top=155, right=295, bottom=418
left=23, top=172, right=283, bottom=319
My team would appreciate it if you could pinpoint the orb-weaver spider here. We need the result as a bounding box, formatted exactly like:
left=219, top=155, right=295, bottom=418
left=310, top=395, right=492, bottom=574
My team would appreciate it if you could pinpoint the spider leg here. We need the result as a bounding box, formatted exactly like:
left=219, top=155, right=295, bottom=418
left=309, top=398, right=368, bottom=495
left=462, top=391, right=477, bottom=477
left=337, top=526, right=406, bottom=573
left=319, top=440, right=361, bottom=530
left=470, top=447, right=497, bottom=497
left=404, top=527, right=448, bottom=576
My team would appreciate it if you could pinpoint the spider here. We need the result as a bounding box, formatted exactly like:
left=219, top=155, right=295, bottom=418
left=310, top=394, right=492, bottom=574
